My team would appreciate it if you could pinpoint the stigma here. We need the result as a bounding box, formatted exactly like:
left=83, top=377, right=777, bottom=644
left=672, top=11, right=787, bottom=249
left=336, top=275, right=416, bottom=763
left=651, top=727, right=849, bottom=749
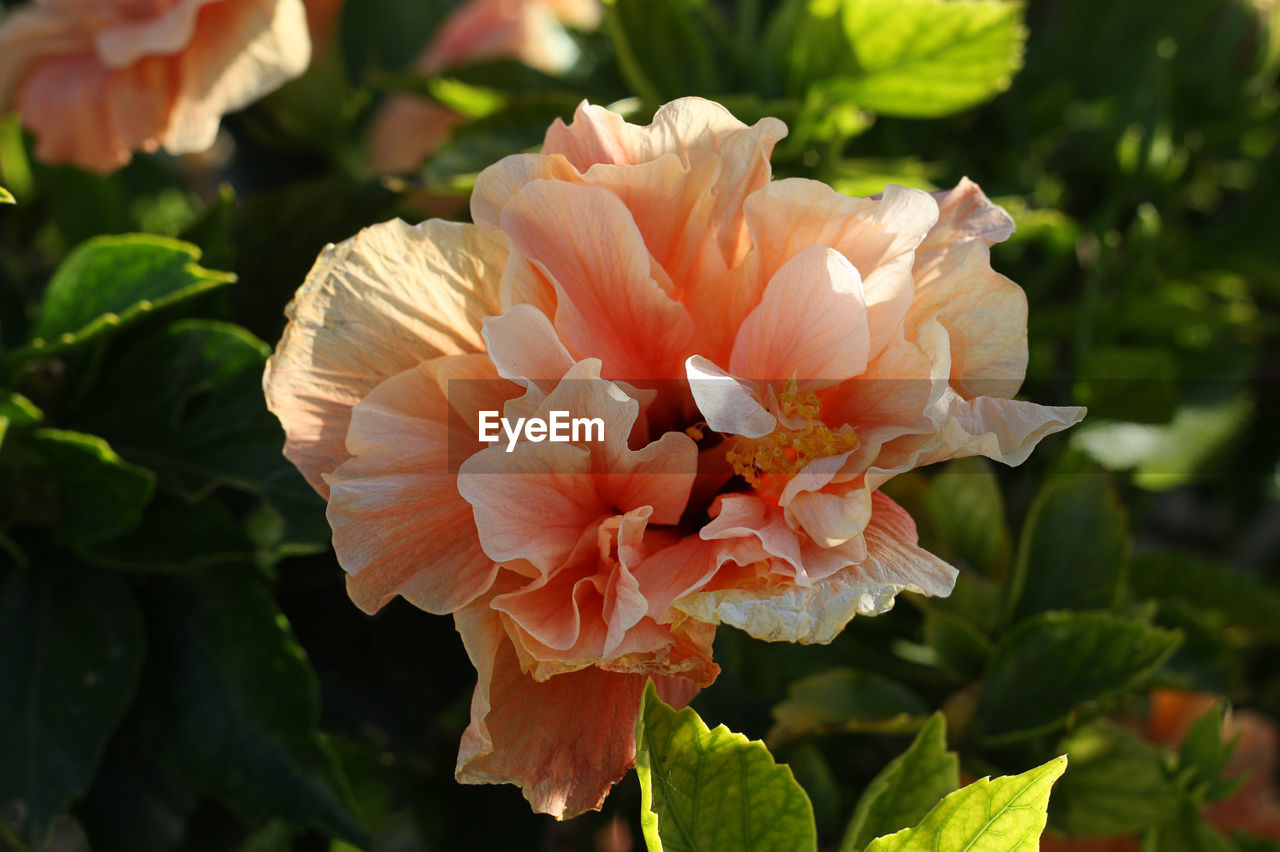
left=725, top=379, right=858, bottom=496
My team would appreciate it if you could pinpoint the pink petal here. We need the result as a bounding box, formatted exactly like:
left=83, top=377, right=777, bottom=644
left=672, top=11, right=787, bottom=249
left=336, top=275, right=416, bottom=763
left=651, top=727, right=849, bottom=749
left=499, top=180, right=696, bottom=383
left=701, top=494, right=868, bottom=584
left=730, top=245, right=870, bottom=386
left=543, top=97, right=787, bottom=265
left=740, top=180, right=939, bottom=359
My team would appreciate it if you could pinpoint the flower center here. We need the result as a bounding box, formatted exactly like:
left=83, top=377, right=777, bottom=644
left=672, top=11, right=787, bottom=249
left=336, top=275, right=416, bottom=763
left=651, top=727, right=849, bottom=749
left=725, top=379, right=858, bottom=496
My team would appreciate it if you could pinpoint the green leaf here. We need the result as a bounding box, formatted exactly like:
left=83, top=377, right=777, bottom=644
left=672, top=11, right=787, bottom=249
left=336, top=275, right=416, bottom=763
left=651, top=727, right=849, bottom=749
left=13, top=429, right=155, bottom=543
left=78, top=495, right=255, bottom=572
left=1176, top=702, right=1245, bottom=805
left=1052, top=721, right=1180, bottom=836
left=0, top=558, right=145, bottom=846
left=865, top=755, right=1067, bottom=852
left=789, top=0, right=1026, bottom=118
left=135, top=566, right=366, bottom=845
left=977, top=612, right=1182, bottom=742
left=924, top=457, right=1013, bottom=577
left=604, top=0, right=720, bottom=102
left=841, top=713, right=959, bottom=852
left=1131, top=550, right=1280, bottom=638
left=1145, top=805, right=1240, bottom=852
left=75, top=320, right=327, bottom=550
left=923, top=608, right=994, bottom=681
left=636, top=680, right=817, bottom=852
left=0, top=186, right=13, bottom=204
left=768, top=668, right=930, bottom=749
left=19, top=235, right=234, bottom=361
left=1006, top=475, right=1129, bottom=621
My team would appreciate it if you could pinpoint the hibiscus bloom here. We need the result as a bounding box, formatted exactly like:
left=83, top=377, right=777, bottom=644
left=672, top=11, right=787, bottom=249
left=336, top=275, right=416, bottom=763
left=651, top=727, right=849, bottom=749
left=367, top=0, right=602, bottom=174
left=265, top=97, right=1083, bottom=816
left=0, top=0, right=311, bottom=173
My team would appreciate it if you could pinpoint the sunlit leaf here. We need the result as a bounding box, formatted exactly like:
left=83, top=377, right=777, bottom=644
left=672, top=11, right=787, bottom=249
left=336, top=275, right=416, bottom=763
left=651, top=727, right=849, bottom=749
left=1052, top=721, right=1180, bottom=836
left=17, top=236, right=234, bottom=363
left=785, top=0, right=1026, bottom=117
left=841, top=713, right=959, bottom=851
left=865, top=755, right=1066, bottom=851
left=637, top=681, right=817, bottom=852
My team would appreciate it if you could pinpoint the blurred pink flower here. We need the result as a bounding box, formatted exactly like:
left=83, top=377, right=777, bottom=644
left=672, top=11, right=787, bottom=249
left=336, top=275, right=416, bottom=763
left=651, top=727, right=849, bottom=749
left=367, top=0, right=602, bottom=174
left=0, top=0, right=312, bottom=173
left=265, top=97, right=1082, bottom=816
left=1042, top=690, right=1280, bottom=848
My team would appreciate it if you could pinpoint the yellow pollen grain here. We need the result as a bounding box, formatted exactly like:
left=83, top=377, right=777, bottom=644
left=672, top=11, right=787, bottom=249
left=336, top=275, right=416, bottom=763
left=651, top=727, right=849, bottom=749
left=725, top=379, right=858, bottom=494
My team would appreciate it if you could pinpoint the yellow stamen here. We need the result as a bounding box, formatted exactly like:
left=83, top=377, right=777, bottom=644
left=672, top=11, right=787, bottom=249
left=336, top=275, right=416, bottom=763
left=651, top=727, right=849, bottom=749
left=725, top=379, right=858, bottom=496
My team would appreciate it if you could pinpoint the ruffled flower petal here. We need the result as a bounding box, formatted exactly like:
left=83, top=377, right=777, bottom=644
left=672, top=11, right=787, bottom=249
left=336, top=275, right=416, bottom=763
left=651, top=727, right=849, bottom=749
left=265, top=219, right=506, bottom=494
left=499, top=180, right=696, bottom=382
left=327, top=355, right=510, bottom=614
left=676, top=494, right=956, bottom=644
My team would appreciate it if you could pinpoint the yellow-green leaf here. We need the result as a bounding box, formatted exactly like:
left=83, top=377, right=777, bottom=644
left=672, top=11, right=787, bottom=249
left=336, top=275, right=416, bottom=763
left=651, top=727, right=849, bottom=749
left=636, top=681, right=817, bottom=852
left=800, top=0, right=1027, bottom=118
left=0, top=186, right=14, bottom=204
left=865, top=755, right=1067, bottom=852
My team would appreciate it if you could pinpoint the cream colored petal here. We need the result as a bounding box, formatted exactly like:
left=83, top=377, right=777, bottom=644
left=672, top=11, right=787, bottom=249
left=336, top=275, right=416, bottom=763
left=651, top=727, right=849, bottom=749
left=867, top=390, right=1087, bottom=486
left=264, top=218, right=507, bottom=494
left=908, top=178, right=1026, bottom=399
left=700, top=494, right=867, bottom=585
left=685, top=355, right=776, bottom=439
left=675, top=494, right=955, bottom=644
left=499, top=180, right=695, bottom=382
left=730, top=245, right=869, bottom=386
left=164, top=0, right=311, bottom=154
left=95, top=0, right=216, bottom=67
left=327, top=357, right=502, bottom=615
left=783, top=481, right=874, bottom=549
left=543, top=0, right=603, bottom=29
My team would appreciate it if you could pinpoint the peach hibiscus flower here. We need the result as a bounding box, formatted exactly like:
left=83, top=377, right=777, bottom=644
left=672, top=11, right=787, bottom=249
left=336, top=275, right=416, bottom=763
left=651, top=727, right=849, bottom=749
left=0, top=0, right=311, bottom=173
left=367, top=0, right=602, bottom=174
left=265, top=97, right=1083, bottom=816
